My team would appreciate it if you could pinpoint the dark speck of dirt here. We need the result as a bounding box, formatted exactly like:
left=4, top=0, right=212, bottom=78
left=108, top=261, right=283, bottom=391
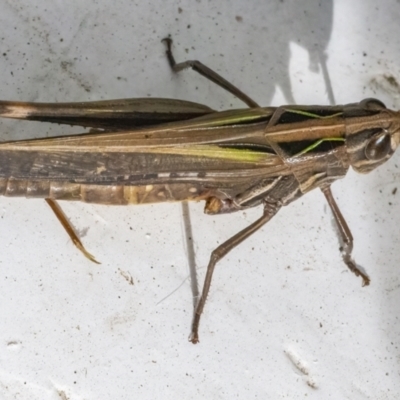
left=384, top=75, right=400, bottom=89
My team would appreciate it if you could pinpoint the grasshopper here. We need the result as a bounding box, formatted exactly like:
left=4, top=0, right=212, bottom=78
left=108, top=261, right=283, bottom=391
left=0, top=38, right=398, bottom=343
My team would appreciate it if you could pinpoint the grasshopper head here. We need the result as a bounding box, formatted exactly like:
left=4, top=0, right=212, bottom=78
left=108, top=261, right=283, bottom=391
left=346, top=98, right=400, bottom=174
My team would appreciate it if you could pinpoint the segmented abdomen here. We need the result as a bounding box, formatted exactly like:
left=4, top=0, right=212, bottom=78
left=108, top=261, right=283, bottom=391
left=0, top=178, right=210, bottom=205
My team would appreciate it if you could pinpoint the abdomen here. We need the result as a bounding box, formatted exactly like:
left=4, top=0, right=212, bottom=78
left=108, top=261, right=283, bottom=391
left=0, top=178, right=211, bottom=205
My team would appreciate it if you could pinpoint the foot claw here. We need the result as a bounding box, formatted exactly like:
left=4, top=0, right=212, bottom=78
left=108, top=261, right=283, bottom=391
left=161, top=37, right=172, bottom=46
left=189, top=332, right=199, bottom=344
left=361, top=274, right=370, bottom=287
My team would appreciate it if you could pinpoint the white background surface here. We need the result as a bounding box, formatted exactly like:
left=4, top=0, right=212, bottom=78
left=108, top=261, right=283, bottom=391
left=0, top=1, right=399, bottom=399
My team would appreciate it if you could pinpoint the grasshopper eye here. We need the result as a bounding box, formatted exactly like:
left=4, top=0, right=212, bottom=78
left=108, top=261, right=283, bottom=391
left=361, top=98, right=386, bottom=110
left=365, top=132, right=392, bottom=160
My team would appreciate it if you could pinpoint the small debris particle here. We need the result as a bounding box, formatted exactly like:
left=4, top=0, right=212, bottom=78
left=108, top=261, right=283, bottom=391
left=385, top=75, right=400, bottom=89
left=119, top=269, right=134, bottom=285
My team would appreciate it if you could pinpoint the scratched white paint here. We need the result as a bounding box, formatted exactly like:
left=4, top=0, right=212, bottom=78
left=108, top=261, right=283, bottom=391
left=0, top=1, right=399, bottom=399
